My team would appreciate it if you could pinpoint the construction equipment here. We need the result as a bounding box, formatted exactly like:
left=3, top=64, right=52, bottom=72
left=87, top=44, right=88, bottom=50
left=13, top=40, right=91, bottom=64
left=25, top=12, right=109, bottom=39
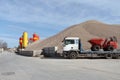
left=19, top=37, right=23, bottom=49
left=88, top=36, right=118, bottom=51
left=29, top=33, right=40, bottom=42
left=22, top=32, right=28, bottom=48
left=43, top=37, right=120, bottom=59
left=19, top=32, right=28, bottom=49
left=61, top=37, right=120, bottom=59
left=19, top=32, right=40, bottom=49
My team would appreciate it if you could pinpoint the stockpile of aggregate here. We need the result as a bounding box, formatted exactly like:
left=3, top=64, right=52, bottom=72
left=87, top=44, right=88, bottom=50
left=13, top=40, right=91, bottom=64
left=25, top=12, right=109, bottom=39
left=25, top=20, right=120, bottom=53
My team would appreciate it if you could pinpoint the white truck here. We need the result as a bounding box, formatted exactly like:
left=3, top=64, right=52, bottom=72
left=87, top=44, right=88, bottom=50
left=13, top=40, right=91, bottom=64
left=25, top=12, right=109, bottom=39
left=43, top=37, right=120, bottom=59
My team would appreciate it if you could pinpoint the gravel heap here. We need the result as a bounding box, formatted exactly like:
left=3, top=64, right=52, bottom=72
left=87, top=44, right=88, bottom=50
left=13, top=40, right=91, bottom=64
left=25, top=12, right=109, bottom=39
left=25, top=20, right=120, bottom=53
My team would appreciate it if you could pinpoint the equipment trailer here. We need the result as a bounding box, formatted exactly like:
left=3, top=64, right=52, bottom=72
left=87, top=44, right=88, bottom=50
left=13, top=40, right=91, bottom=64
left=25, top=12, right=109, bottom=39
left=43, top=37, right=120, bottom=59
left=63, top=50, right=120, bottom=59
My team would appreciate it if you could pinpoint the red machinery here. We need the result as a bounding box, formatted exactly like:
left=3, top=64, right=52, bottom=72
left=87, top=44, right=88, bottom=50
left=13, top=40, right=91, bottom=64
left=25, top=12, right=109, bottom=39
left=88, top=36, right=118, bottom=51
left=33, top=33, right=39, bottom=42
left=19, top=37, right=23, bottom=48
left=19, top=32, right=40, bottom=49
left=29, top=33, right=40, bottom=42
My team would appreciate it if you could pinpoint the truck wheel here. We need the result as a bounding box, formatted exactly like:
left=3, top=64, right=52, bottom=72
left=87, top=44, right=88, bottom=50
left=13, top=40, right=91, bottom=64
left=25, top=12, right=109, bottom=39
left=69, top=52, right=77, bottom=59
left=63, top=53, right=69, bottom=59
left=91, top=45, right=100, bottom=51
left=107, top=46, right=114, bottom=51
left=105, top=54, right=113, bottom=59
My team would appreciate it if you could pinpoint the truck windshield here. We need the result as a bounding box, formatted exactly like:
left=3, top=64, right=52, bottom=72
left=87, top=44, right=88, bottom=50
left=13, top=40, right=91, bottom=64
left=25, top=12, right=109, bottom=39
left=65, top=40, right=75, bottom=45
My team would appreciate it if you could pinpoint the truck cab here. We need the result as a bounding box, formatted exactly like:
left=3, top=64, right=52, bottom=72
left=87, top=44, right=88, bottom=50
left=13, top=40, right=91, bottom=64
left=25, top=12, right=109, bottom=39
left=63, top=37, right=80, bottom=51
left=62, top=37, right=81, bottom=58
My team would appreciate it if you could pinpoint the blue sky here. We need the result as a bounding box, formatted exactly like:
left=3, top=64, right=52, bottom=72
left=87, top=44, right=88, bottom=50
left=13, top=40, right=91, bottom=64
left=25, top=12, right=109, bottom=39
left=0, top=0, right=120, bottom=48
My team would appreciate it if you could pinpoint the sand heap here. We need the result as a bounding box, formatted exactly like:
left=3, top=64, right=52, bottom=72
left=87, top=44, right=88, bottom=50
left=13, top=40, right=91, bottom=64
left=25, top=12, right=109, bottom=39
left=25, top=20, right=120, bottom=53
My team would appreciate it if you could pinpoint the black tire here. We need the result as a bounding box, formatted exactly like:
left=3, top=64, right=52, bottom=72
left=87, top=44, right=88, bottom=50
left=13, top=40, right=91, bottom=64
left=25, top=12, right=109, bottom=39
left=103, top=48, right=107, bottom=51
left=116, top=54, right=120, bottom=59
left=105, top=54, right=113, bottom=59
left=63, top=53, right=69, bottom=59
left=69, top=52, right=77, bottom=59
left=107, top=46, right=114, bottom=51
left=91, top=45, right=100, bottom=51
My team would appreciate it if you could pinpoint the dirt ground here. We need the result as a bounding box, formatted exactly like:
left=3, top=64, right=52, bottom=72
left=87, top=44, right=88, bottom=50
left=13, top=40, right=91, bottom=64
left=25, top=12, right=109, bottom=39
left=0, top=51, right=120, bottom=80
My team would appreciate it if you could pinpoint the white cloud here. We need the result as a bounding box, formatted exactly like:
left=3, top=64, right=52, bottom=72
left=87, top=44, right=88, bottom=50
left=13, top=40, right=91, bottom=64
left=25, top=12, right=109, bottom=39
left=0, top=0, right=120, bottom=47
left=1, top=0, right=119, bottom=25
left=75, top=0, right=120, bottom=16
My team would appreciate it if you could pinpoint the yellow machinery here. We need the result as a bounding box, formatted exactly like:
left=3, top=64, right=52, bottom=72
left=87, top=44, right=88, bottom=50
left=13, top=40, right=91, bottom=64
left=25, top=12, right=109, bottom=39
left=19, top=32, right=40, bottom=49
left=22, top=32, right=28, bottom=48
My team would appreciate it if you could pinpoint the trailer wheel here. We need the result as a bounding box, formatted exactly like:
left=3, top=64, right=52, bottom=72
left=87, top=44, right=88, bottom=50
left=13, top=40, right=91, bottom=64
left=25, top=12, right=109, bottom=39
left=91, top=45, right=100, bottom=51
left=105, top=54, right=113, bottom=59
left=116, top=54, right=120, bottom=59
left=69, top=52, right=77, bottom=59
left=107, top=46, right=114, bottom=51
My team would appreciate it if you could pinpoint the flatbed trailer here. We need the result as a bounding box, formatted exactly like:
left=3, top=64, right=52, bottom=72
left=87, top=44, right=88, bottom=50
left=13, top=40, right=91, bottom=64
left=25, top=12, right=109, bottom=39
left=42, top=47, right=120, bottom=59
left=63, top=50, right=120, bottom=59
left=42, top=37, right=120, bottom=59
left=61, top=37, right=120, bottom=59
left=82, top=50, right=120, bottom=59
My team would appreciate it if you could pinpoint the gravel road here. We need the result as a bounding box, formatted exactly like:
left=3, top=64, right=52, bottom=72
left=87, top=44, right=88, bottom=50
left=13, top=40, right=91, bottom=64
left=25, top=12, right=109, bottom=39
left=0, top=51, right=120, bottom=80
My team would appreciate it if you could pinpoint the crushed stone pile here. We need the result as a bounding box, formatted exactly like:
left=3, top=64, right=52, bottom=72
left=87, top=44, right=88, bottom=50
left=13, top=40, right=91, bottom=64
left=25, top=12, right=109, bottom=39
left=25, top=20, right=120, bottom=53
